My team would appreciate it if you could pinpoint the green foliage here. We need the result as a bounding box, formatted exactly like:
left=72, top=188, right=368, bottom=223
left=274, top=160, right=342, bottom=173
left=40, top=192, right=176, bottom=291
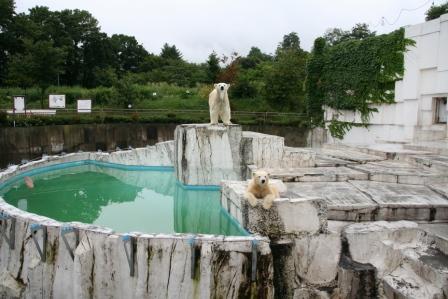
left=6, top=38, right=66, bottom=107
left=323, top=23, right=375, bottom=46
left=327, top=121, right=367, bottom=140
left=160, top=43, right=182, bottom=61
left=263, top=34, right=308, bottom=111
left=276, top=32, right=302, bottom=55
left=0, top=0, right=15, bottom=84
left=264, top=51, right=307, bottom=111
left=206, top=51, right=220, bottom=83
left=307, top=28, right=414, bottom=138
left=0, top=110, right=7, bottom=125
left=425, top=1, right=448, bottom=20
left=305, top=37, right=326, bottom=125
left=110, top=34, right=148, bottom=73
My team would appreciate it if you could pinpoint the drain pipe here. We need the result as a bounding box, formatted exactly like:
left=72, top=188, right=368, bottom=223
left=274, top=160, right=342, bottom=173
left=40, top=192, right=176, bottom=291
left=188, top=235, right=197, bottom=279
left=251, top=239, right=258, bottom=282
left=122, top=234, right=135, bottom=276
left=0, top=212, right=16, bottom=250
left=61, top=225, right=79, bottom=260
left=30, top=223, right=47, bottom=262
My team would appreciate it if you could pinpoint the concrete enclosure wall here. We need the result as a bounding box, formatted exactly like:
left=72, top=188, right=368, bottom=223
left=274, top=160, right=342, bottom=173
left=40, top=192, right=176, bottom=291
left=0, top=123, right=309, bottom=169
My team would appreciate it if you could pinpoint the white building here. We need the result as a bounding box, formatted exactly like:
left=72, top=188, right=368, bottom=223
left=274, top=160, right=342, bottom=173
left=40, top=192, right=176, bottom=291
left=324, top=13, right=448, bottom=145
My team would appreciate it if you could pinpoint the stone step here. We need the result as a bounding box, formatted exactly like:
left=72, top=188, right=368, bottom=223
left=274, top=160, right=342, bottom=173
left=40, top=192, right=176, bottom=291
left=316, top=147, right=385, bottom=163
left=382, top=264, right=443, bottom=299
left=342, top=221, right=448, bottom=298
left=324, top=143, right=431, bottom=160
left=350, top=180, right=448, bottom=222
left=402, top=246, right=448, bottom=293
left=407, top=154, right=448, bottom=173
left=285, top=182, right=378, bottom=221
left=347, top=160, right=448, bottom=185
left=414, top=130, right=446, bottom=142
left=286, top=180, right=448, bottom=222
left=404, top=140, right=448, bottom=156
left=428, top=182, right=448, bottom=198
left=419, top=223, right=448, bottom=255
left=314, top=155, right=357, bottom=167
left=267, top=166, right=368, bottom=182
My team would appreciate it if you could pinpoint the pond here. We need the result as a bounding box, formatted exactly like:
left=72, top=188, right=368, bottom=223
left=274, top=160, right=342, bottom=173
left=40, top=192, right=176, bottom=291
left=0, top=161, right=247, bottom=236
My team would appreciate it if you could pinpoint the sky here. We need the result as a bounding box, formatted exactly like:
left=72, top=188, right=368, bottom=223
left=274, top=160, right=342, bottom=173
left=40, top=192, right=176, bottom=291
left=15, top=0, right=445, bottom=63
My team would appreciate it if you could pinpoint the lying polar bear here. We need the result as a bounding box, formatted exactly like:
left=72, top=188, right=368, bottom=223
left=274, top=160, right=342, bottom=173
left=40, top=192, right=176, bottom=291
left=245, top=170, right=279, bottom=210
left=209, top=83, right=232, bottom=125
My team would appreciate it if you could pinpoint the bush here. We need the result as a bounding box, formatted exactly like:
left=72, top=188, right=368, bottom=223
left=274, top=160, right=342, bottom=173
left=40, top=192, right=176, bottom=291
left=0, top=110, right=7, bottom=125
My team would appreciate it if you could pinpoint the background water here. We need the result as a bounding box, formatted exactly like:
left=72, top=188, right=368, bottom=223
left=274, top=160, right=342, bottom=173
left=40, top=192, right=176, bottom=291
left=0, top=163, right=246, bottom=236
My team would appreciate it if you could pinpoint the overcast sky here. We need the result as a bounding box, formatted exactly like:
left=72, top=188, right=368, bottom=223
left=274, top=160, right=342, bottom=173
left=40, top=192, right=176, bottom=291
left=15, top=0, right=444, bottom=63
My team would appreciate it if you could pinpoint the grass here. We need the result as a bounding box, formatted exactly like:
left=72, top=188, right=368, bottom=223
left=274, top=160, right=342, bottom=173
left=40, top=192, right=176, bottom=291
left=0, top=83, right=275, bottom=112
left=0, top=83, right=307, bottom=127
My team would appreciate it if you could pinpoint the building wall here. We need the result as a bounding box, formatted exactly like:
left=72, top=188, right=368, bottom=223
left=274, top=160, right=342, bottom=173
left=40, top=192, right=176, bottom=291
left=325, top=13, right=448, bottom=145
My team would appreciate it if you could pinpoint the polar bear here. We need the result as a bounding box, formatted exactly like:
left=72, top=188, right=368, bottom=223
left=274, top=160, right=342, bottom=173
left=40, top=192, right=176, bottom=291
left=244, top=170, right=279, bottom=210
left=209, top=83, right=232, bottom=125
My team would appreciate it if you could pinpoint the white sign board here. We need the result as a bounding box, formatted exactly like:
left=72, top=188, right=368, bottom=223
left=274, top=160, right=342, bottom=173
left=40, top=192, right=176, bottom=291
left=13, top=96, right=25, bottom=113
left=77, top=99, right=92, bottom=113
left=49, top=94, right=66, bottom=108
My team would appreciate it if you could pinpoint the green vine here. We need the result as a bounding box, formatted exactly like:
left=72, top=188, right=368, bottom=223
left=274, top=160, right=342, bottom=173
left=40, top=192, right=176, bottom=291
left=306, top=28, right=414, bottom=138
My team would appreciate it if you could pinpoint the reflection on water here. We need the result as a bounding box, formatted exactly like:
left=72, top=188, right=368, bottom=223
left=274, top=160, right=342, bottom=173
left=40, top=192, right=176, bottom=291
left=0, top=164, right=246, bottom=236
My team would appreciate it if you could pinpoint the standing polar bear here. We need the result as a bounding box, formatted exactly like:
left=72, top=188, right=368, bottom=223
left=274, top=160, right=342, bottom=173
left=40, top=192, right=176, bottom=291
left=209, top=83, right=232, bottom=125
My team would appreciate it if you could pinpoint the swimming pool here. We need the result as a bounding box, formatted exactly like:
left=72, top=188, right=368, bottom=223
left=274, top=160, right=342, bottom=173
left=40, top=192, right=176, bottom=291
left=0, top=160, right=247, bottom=236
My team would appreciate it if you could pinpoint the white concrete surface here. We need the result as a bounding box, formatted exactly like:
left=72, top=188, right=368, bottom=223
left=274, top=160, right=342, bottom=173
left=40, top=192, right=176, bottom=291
left=174, top=124, right=244, bottom=185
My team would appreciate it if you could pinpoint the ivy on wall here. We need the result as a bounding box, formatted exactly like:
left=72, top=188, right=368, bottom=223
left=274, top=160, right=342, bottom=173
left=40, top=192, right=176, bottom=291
left=306, top=28, right=414, bottom=138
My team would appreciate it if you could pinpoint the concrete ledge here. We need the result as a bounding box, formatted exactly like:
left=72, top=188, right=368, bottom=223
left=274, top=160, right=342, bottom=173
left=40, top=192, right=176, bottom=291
left=281, top=147, right=315, bottom=168
left=348, top=160, right=448, bottom=185
left=0, top=194, right=273, bottom=298
left=174, top=124, right=243, bottom=185
left=220, top=180, right=327, bottom=239
left=268, top=166, right=368, bottom=182
left=286, top=182, right=378, bottom=221
left=241, top=131, right=284, bottom=168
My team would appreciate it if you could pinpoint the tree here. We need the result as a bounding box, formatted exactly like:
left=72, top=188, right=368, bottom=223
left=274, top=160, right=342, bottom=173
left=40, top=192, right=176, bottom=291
left=276, top=32, right=303, bottom=56
left=139, top=53, right=166, bottom=72
left=114, top=74, right=137, bottom=108
left=305, top=37, right=326, bottom=124
left=426, top=1, right=448, bottom=20
left=7, top=39, right=66, bottom=107
left=82, top=32, right=114, bottom=87
left=55, top=9, right=101, bottom=85
left=110, top=34, right=148, bottom=74
left=350, top=23, right=375, bottom=40
left=265, top=46, right=307, bottom=111
left=217, top=52, right=240, bottom=84
left=240, top=47, right=272, bottom=69
left=92, top=66, right=117, bottom=87
left=0, top=0, right=15, bottom=83
left=324, top=23, right=375, bottom=46
left=206, top=51, right=220, bottom=83
left=160, top=43, right=182, bottom=60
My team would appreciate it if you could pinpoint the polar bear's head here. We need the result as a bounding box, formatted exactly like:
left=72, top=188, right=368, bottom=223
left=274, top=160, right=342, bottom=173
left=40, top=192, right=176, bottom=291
left=214, top=83, right=230, bottom=100
left=252, top=170, right=270, bottom=187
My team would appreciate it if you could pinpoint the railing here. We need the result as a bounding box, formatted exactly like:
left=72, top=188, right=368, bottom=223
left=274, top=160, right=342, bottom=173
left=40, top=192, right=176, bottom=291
left=2, top=108, right=309, bottom=124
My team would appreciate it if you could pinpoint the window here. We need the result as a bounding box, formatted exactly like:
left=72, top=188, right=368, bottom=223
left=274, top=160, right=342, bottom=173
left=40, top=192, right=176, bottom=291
left=434, top=97, right=447, bottom=123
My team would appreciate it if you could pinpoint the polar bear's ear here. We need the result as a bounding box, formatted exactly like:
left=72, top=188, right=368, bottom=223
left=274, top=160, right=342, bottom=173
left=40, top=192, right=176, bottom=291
left=252, top=171, right=256, bottom=178
left=227, top=84, right=231, bottom=89
left=214, top=83, right=217, bottom=88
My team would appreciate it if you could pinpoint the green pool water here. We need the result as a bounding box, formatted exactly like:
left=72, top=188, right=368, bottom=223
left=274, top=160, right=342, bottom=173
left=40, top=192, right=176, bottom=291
left=0, top=161, right=246, bottom=236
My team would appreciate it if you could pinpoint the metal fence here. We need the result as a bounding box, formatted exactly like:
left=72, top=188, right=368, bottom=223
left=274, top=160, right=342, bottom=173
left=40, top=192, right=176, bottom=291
left=2, top=108, right=309, bottom=124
